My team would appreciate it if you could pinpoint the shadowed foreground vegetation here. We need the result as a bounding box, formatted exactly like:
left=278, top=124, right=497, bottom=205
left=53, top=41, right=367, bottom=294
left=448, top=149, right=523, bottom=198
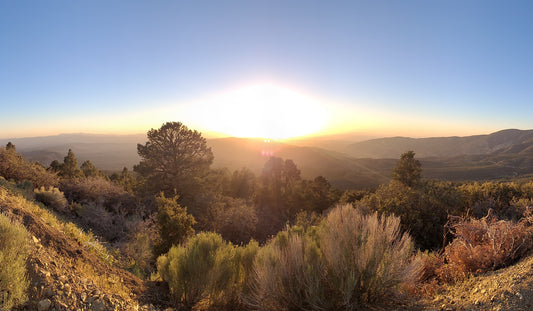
left=158, top=205, right=420, bottom=310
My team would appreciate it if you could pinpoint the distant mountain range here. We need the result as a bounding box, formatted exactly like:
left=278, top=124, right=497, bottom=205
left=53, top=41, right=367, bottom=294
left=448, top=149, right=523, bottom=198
left=345, top=129, right=533, bottom=158
left=0, top=134, right=145, bottom=171
left=2, top=129, right=533, bottom=189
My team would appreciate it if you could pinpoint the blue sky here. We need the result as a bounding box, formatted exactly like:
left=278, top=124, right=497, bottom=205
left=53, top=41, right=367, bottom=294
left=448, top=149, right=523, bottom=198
left=1, top=1, right=533, bottom=139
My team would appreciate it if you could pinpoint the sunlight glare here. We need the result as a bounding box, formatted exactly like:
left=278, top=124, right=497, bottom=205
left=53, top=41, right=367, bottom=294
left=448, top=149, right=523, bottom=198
left=184, top=83, right=327, bottom=139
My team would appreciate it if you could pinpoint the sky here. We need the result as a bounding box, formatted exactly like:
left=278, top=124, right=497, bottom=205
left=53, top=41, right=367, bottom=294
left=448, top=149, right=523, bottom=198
left=1, top=1, right=533, bottom=139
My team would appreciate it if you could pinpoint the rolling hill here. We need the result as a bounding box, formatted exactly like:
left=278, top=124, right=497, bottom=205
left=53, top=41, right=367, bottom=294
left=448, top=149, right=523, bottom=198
left=345, top=129, right=533, bottom=158
left=3, top=129, right=533, bottom=190
left=208, top=137, right=390, bottom=189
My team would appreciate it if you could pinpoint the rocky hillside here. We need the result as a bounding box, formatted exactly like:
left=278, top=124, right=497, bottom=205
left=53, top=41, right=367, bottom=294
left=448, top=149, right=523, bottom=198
left=0, top=185, right=171, bottom=310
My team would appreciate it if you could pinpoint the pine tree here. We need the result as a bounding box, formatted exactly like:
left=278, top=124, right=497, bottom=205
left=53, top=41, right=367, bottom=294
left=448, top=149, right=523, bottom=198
left=134, top=122, right=213, bottom=203
left=80, top=160, right=100, bottom=178
left=392, top=151, right=422, bottom=187
left=62, top=149, right=83, bottom=178
left=5, top=142, right=15, bottom=151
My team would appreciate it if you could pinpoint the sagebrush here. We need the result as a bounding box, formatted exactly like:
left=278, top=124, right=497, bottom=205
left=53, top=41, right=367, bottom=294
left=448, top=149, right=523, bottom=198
left=246, top=204, right=422, bottom=310
left=157, top=232, right=259, bottom=310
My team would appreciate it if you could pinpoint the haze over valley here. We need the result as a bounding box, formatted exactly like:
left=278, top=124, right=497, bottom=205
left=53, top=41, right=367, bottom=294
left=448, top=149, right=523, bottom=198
left=4, top=128, right=533, bottom=190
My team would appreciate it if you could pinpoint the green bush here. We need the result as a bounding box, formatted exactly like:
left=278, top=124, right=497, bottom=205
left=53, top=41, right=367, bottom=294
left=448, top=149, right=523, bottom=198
left=157, top=232, right=259, bottom=310
left=0, top=214, right=30, bottom=310
left=247, top=204, right=421, bottom=310
left=360, top=180, right=460, bottom=250
left=208, top=196, right=257, bottom=245
left=34, top=186, right=68, bottom=211
left=154, top=193, right=196, bottom=256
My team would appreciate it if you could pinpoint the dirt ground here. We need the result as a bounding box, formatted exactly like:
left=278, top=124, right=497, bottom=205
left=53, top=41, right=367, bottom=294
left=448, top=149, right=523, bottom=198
left=2, top=195, right=172, bottom=310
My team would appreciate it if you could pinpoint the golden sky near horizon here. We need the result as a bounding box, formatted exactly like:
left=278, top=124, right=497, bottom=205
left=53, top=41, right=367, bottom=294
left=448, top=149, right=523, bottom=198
left=0, top=82, right=500, bottom=140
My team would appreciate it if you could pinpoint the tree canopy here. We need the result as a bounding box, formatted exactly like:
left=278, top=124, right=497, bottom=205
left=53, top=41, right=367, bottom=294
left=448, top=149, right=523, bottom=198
left=81, top=160, right=100, bottom=178
left=61, top=149, right=83, bottom=178
left=392, top=151, right=422, bottom=187
left=134, top=122, right=214, bottom=201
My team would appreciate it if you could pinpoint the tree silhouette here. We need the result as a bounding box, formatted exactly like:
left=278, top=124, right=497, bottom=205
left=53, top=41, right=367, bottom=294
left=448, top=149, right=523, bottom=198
left=62, top=149, right=83, bottom=178
left=49, top=160, right=63, bottom=173
left=5, top=142, right=15, bottom=151
left=134, top=122, right=214, bottom=203
left=392, top=151, right=421, bottom=187
left=80, top=160, right=100, bottom=178
left=229, top=167, right=256, bottom=200
left=116, top=167, right=137, bottom=193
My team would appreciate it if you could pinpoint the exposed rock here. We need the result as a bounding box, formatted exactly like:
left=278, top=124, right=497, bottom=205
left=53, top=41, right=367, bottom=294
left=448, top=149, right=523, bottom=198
left=37, top=298, right=52, bottom=311
left=1, top=182, right=170, bottom=311
left=43, top=286, right=53, bottom=298
left=90, top=298, right=106, bottom=311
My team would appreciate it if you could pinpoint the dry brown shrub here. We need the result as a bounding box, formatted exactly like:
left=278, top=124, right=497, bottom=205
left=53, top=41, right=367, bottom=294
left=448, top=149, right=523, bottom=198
left=120, top=216, right=159, bottom=278
left=438, top=210, right=533, bottom=282
left=417, top=251, right=444, bottom=283
left=0, top=147, right=59, bottom=189
left=61, top=177, right=137, bottom=214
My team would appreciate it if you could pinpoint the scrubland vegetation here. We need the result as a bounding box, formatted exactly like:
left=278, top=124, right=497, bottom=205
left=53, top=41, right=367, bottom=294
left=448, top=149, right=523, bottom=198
left=0, top=212, right=30, bottom=311
left=4, top=121, right=533, bottom=309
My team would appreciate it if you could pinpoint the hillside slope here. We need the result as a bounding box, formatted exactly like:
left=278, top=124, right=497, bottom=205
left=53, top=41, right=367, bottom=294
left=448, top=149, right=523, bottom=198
left=346, top=129, right=533, bottom=159
left=0, top=185, right=170, bottom=310
left=414, top=253, right=533, bottom=310
left=208, top=137, right=390, bottom=189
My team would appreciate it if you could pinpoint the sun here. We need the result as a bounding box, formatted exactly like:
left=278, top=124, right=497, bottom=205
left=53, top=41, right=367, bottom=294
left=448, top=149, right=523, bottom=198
left=185, top=83, right=328, bottom=139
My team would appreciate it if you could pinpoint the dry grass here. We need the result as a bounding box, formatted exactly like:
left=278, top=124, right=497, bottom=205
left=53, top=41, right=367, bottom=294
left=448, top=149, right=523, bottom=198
left=0, top=186, right=116, bottom=265
left=75, top=259, right=132, bottom=302
left=0, top=213, right=30, bottom=311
